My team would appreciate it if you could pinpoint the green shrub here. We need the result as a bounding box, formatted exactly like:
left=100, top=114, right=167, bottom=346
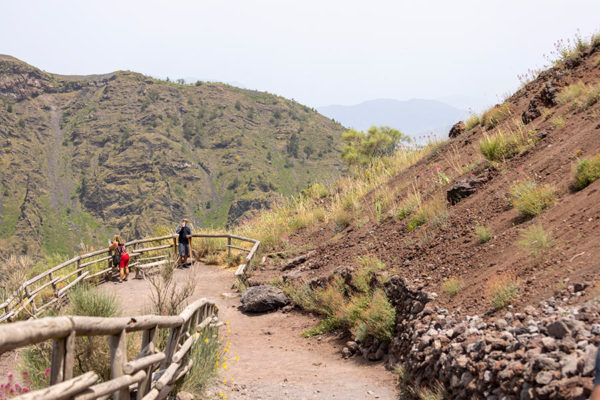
left=69, top=283, right=120, bottom=317
left=510, top=181, right=555, bottom=218
left=481, top=103, right=513, bottom=129
left=442, top=278, right=464, bottom=297
left=181, top=326, right=222, bottom=395
left=285, top=257, right=395, bottom=342
left=224, top=253, right=242, bottom=268
left=475, top=225, right=491, bottom=243
left=21, top=284, right=121, bottom=389
left=341, top=126, right=410, bottom=167
left=205, top=253, right=220, bottom=265
left=407, top=197, right=447, bottom=231
left=353, top=256, right=386, bottom=293
left=356, top=289, right=396, bottom=340
left=333, top=209, right=352, bottom=232
left=574, top=154, right=600, bottom=190
left=557, top=81, right=600, bottom=110
left=395, top=191, right=421, bottom=221
left=479, top=129, right=533, bottom=161
left=488, top=276, right=520, bottom=310
left=518, top=224, right=553, bottom=262
left=407, top=211, right=427, bottom=231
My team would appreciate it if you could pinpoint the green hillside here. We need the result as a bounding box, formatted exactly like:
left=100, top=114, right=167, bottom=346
left=0, top=55, right=344, bottom=256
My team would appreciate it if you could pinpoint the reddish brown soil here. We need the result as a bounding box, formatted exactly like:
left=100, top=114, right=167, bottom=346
left=100, top=264, right=397, bottom=399
left=252, top=46, right=600, bottom=318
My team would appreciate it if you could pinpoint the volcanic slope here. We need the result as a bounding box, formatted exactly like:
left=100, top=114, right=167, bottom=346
left=0, top=55, right=344, bottom=256
left=250, top=40, right=600, bottom=316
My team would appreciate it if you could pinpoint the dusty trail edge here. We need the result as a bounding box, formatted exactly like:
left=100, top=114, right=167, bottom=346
left=101, top=262, right=397, bottom=400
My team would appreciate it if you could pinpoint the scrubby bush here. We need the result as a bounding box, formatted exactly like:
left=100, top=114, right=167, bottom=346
left=69, top=283, right=120, bottom=317
left=464, top=114, right=480, bottom=131
left=510, top=181, right=555, bottom=218
left=341, top=126, right=410, bottom=167
left=481, top=103, right=513, bottom=129
left=574, top=154, right=600, bottom=190
left=286, top=256, right=395, bottom=342
left=479, top=129, right=534, bottom=162
left=353, top=256, right=386, bottom=293
left=475, top=225, right=491, bottom=243
left=406, top=197, right=447, bottom=231
left=488, top=276, right=520, bottom=310
left=442, top=278, right=464, bottom=297
left=518, top=224, right=553, bottom=263
left=333, top=209, right=353, bottom=232
left=181, top=325, right=222, bottom=395
left=557, top=81, right=600, bottom=110
left=21, top=284, right=121, bottom=389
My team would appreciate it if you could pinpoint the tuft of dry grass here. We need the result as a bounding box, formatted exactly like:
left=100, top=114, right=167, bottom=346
left=510, top=181, right=556, bottom=219
left=475, top=224, right=491, bottom=243
left=574, top=154, right=600, bottom=190
left=557, top=81, right=600, bottom=110
left=479, top=128, right=536, bottom=162
left=464, top=114, right=480, bottom=131
left=518, top=224, right=554, bottom=263
left=481, top=103, right=513, bottom=129
left=487, top=275, right=520, bottom=310
left=442, top=278, right=464, bottom=297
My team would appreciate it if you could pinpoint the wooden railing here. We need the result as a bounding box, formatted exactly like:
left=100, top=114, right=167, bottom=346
left=0, top=233, right=260, bottom=322
left=0, top=297, right=218, bottom=400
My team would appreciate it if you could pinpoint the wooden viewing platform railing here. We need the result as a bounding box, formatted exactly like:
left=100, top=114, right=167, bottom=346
left=0, top=297, right=218, bottom=400
left=0, top=233, right=260, bottom=323
left=0, top=232, right=260, bottom=399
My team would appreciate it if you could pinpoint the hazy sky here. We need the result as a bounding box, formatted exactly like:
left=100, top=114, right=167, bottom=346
left=1, top=1, right=599, bottom=109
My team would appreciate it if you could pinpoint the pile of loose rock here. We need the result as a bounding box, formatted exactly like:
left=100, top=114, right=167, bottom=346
left=347, top=275, right=599, bottom=399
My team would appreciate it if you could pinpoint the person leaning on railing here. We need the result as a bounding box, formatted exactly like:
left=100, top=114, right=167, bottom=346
left=175, top=218, right=192, bottom=268
left=109, top=235, right=130, bottom=283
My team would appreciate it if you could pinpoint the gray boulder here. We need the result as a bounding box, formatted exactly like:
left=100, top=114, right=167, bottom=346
left=240, top=285, right=290, bottom=313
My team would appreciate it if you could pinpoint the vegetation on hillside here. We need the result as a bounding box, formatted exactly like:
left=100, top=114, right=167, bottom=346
left=0, top=55, right=345, bottom=257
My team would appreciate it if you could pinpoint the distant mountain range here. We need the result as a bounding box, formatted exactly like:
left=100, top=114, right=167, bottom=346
left=318, top=98, right=472, bottom=139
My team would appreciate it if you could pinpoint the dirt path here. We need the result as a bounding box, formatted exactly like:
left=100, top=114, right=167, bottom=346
left=100, top=263, right=398, bottom=400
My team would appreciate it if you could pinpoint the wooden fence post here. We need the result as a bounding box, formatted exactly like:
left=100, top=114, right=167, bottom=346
left=173, top=236, right=178, bottom=260
left=50, top=330, right=75, bottom=384
left=161, top=326, right=182, bottom=369
left=227, top=236, right=231, bottom=256
left=77, top=258, right=82, bottom=277
left=138, top=327, right=157, bottom=399
left=109, top=329, right=129, bottom=400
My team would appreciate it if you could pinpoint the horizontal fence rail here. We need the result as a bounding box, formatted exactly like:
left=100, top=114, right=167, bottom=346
left=1, top=233, right=260, bottom=322
left=0, top=298, right=219, bottom=400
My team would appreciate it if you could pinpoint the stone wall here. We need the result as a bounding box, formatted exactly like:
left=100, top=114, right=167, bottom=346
left=381, top=275, right=599, bottom=399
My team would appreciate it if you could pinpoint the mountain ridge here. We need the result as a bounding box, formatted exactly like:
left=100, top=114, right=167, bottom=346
left=0, top=56, right=345, bottom=256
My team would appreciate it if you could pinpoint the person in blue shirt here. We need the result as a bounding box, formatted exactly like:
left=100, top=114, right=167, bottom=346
left=176, top=218, right=192, bottom=268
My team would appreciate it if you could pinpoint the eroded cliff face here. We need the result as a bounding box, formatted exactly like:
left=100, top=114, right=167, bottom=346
left=0, top=56, right=345, bottom=256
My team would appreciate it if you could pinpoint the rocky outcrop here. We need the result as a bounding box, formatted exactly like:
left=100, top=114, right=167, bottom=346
left=522, top=98, right=542, bottom=124
left=240, top=285, right=290, bottom=313
left=227, top=198, right=270, bottom=227
left=446, top=169, right=495, bottom=205
left=448, top=121, right=466, bottom=138
left=380, top=278, right=599, bottom=400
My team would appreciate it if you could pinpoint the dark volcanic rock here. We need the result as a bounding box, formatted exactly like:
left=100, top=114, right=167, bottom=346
left=539, top=82, right=559, bottom=107
left=448, top=121, right=466, bottom=138
left=446, top=170, right=494, bottom=205
left=522, top=98, right=541, bottom=124
left=240, top=285, right=290, bottom=313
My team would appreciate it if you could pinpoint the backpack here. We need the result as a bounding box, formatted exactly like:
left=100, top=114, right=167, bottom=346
left=112, top=244, right=123, bottom=267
